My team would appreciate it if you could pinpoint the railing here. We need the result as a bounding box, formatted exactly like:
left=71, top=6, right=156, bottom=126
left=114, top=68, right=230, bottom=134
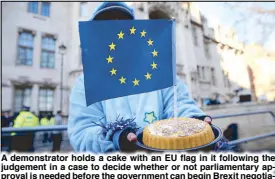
left=212, top=110, right=275, bottom=121
left=2, top=110, right=275, bottom=151
left=212, top=111, right=275, bottom=145
left=212, top=110, right=275, bottom=146
left=228, top=131, right=275, bottom=146
left=2, top=125, right=68, bottom=135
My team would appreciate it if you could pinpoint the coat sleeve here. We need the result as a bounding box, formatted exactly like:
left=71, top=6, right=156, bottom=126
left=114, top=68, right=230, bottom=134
left=13, top=115, right=24, bottom=128
left=162, top=79, right=207, bottom=119
left=67, top=76, right=117, bottom=153
left=11, top=114, right=25, bottom=136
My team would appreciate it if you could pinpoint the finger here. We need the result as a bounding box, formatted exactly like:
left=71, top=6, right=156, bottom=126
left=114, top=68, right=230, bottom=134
left=127, top=132, right=137, bottom=142
left=204, top=117, right=212, bottom=124
left=204, top=118, right=211, bottom=123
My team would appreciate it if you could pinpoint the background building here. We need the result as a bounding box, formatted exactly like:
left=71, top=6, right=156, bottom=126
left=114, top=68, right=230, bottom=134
left=68, top=2, right=246, bottom=106
left=2, top=2, right=71, bottom=115
left=3, top=2, right=273, bottom=116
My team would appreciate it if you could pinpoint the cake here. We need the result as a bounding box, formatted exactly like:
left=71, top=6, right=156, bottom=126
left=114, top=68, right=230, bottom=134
left=142, top=118, right=215, bottom=150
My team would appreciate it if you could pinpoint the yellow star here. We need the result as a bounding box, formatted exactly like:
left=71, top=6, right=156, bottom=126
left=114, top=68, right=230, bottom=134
left=106, top=55, right=113, bottom=63
left=110, top=68, right=117, bottom=76
left=140, top=30, right=147, bottom=37
left=132, top=78, right=140, bottom=86
left=130, top=26, right=136, bottom=35
left=151, top=62, right=157, bottom=69
left=144, top=72, right=152, bottom=80
left=151, top=49, right=158, bottom=57
left=119, top=76, right=126, bottom=84
left=117, top=31, right=124, bottom=39
left=109, top=42, right=116, bottom=51
left=147, top=39, right=153, bottom=46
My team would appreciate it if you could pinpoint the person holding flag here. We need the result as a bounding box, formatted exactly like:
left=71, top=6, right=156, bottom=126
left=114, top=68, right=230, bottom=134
left=68, top=2, right=213, bottom=153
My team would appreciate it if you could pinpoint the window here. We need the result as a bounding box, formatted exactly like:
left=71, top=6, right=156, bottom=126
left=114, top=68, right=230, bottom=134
left=17, top=31, right=34, bottom=66
left=39, top=88, right=54, bottom=112
left=223, top=71, right=230, bottom=88
left=202, top=67, right=205, bottom=79
left=14, top=87, right=32, bottom=113
left=192, top=26, right=198, bottom=46
left=197, top=66, right=200, bottom=78
left=211, top=68, right=216, bottom=85
left=41, top=2, right=50, bottom=17
left=204, top=42, right=210, bottom=59
left=80, top=2, right=88, bottom=17
left=191, top=78, right=196, bottom=85
left=28, top=2, right=38, bottom=14
left=28, top=2, right=50, bottom=17
left=41, top=35, right=56, bottom=68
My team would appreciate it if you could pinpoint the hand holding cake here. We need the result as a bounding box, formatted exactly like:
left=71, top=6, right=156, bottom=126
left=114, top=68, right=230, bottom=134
left=125, top=116, right=212, bottom=145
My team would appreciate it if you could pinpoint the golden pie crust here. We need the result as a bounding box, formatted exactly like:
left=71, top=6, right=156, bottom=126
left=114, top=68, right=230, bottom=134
left=143, top=118, right=215, bottom=150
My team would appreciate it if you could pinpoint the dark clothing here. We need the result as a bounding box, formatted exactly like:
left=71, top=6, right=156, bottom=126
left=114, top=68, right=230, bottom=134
left=52, top=133, right=62, bottom=152
left=42, top=133, right=49, bottom=143
left=206, top=99, right=221, bottom=106
left=51, top=114, right=63, bottom=151
left=11, top=132, right=35, bottom=152
left=1, top=116, right=13, bottom=128
left=1, top=135, right=11, bottom=152
left=1, top=115, right=13, bottom=151
left=223, top=123, right=239, bottom=151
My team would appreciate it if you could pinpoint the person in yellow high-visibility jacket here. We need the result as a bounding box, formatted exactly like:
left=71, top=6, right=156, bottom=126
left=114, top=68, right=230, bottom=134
left=40, top=114, right=51, bottom=143
left=11, top=106, right=39, bottom=152
left=40, top=116, right=49, bottom=126
left=12, top=110, right=39, bottom=129
left=49, top=116, right=55, bottom=126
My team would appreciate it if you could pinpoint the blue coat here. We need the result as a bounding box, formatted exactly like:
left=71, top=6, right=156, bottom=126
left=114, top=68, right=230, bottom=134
left=68, top=2, right=207, bottom=153
left=68, top=75, right=207, bottom=153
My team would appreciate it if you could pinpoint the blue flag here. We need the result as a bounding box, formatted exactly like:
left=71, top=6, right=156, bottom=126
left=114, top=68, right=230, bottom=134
left=79, top=19, right=176, bottom=106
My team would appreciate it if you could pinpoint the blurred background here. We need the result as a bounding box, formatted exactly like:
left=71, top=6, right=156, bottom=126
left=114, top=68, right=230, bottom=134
left=1, top=2, right=275, bottom=152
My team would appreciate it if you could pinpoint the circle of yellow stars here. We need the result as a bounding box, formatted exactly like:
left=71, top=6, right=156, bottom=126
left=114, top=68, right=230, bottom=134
left=106, top=26, right=159, bottom=87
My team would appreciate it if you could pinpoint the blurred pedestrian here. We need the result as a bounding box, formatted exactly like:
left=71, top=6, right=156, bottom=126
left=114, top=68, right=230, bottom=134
left=52, top=111, right=63, bottom=152
left=40, top=114, right=50, bottom=143
left=1, top=110, right=13, bottom=128
left=11, top=106, right=39, bottom=152
left=1, top=110, right=13, bottom=151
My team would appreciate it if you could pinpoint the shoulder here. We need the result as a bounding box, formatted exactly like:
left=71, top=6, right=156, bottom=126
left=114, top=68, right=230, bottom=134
left=71, top=75, right=85, bottom=94
left=74, top=75, right=84, bottom=85
left=160, top=79, right=187, bottom=92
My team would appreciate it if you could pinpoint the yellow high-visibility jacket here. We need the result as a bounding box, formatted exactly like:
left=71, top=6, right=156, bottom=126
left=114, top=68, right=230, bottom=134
left=49, top=117, right=55, bottom=126
left=12, top=111, right=39, bottom=136
left=40, top=117, right=50, bottom=126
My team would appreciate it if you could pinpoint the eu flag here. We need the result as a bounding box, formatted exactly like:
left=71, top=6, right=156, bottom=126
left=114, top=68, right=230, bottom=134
left=79, top=19, right=176, bottom=106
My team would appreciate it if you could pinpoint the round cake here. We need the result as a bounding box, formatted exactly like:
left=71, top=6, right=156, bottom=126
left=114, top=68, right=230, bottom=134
left=142, top=118, right=215, bottom=150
